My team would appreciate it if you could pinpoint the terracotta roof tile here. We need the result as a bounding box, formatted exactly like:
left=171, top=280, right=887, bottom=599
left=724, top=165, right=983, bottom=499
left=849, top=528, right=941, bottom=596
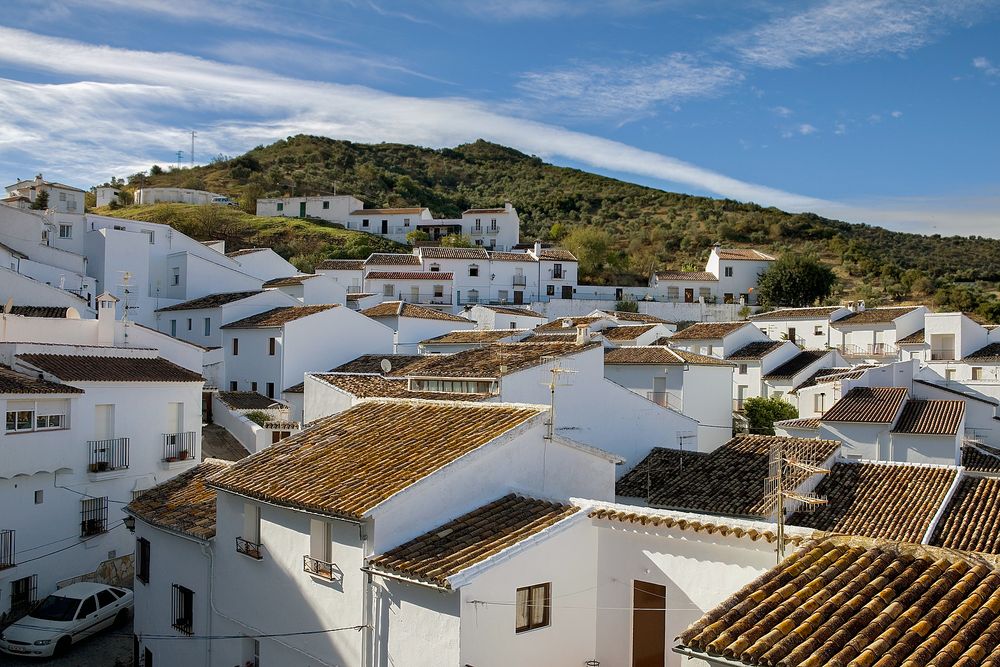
left=822, top=386, right=908, bottom=423
left=316, top=259, right=365, bottom=271
left=220, top=305, right=337, bottom=329
left=368, top=494, right=577, bottom=588
left=156, top=290, right=262, bottom=312
left=331, top=354, right=427, bottom=374
left=522, top=332, right=578, bottom=342
left=217, top=391, right=283, bottom=411
left=602, top=324, right=658, bottom=341
left=617, top=435, right=840, bottom=517
left=226, top=248, right=268, bottom=258
left=476, top=304, right=545, bottom=318
left=764, top=351, right=829, bottom=379
left=364, top=253, right=421, bottom=266
left=361, top=301, right=468, bottom=322
left=750, top=307, right=845, bottom=321
left=421, top=329, right=526, bottom=345
left=892, top=399, right=965, bottom=435
left=897, top=328, right=926, bottom=345
left=788, top=461, right=957, bottom=542
left=311, top=374, right=490, bottom=402
left=535, top=316, right=606, bottom=332
left=932, top=476, right=1000, bottom=554
left=678, top=536, right=1000, bottom=666
left=398, top=341, right=595, bottom=380
left=262, top=274, right=321, bottom=287
left=350, top=207, right=426, bottom=215
left=670, top=348, right=737, bottom=366
left=464, top=207, right=508, bottom=214
left=365, top=271, right=454, bottom=281
left=536, top=248, right=577, bottom=261
left=726, top=341, right=786, bottom=360
left=0, top=363, right=83, bottom=394
left=791, top=367, right=867, bottom=393
left=670, top=321, right=750, bottom=340
left=418, top=247, right=490, bottom=260
left=8, top=305, right=74, bottom=318
left=587, top=507, right=804, bottom=546
left=653, top=270, right=719, bottom=281
left=486, top=251, right=536, bottom=263
left=774, top=417, right=821, bottom=429
left=345, top=292, right=376, bottom=302
left=831, top=306, right=921, bottom=326
left=962, top=443, right=1000, bottom=473
left=16, top=354, right=203, bottom=383
left=965, top=342, right=1000, bottom=362
left=603, top=347, right=732, bottom=366
left=208, top=400, right=544, bottom=519
left=716, top=248, right=776, bottom=261
left=126, top=460, right=231, bottom=539
left=603, top=311, right=675, bottom=324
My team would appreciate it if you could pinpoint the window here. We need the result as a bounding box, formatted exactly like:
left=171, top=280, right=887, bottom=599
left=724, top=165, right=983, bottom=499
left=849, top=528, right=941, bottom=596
left=10, top=575, right=37, bottom=617
left=80, top=496, right=109, bottom=536
left=322, top=201, right=330, bottom=210
left=474, top=218, right=482, bottom=230
left=429, top=263, right=440, bottom=272
left=433, top=285, right=444, bottom=299
left=403, top=218, right=410, bottom=227
left=266, top=382, right=275, bottom=399
left=142, top=230, right=155, bottom=244
left=144, top=648, right=153, bottom=667
left=137, top=537, right=150, bottom=584
left=738, top=363, right=748, bottom=374
left=171, top=584, right=194, bottom=635
left=6, top=409, right=34, bottom=432
left=34, top=490, right=43, bottom=504
left=171, top=268, right=180, bottom=286
left=187, top=318, right=192, bottom=331
left=666, top=286, right=679, bottom=302
left=362, top=219, right=370, bottom=228
left=410, top=379, right=495, bottom=394
left=35, top=413, right=63, bottom=429
left=232, top=338, right=239, bottom=355
left=698, top=287, right=712, bottom=301
left=490, top=218, right=498, bottom=231
left=724, top=266, right=734, bottom=277
left=383, top=283, right=395, bottom=297
left=77, top=595, right=97, bottom=620
left=814, top=393, right=825, bottom=413
left=229, top=381, right=237, bottom=391
left=251, top=381, right=258, bottom=392
left=305, top=519, right=334, bottom=579
left=724, top=293, right=734, bottom=304
left=946, top=368, right=957, bottom=381
left=276, top=202, right=283, bottom=211
left=97, top=589, right=117, bottom=608
left=204, top=317, right=211, bottom=336
left=553, top=263, right=563, bottom=279
left=237, top=503, right=262, bottom=559
left=972, top=367, right=984, bottom=380
left=469, top=264, right=480, bottom=277
left=498, top=289, right=509, bottom=303
left=515, top=582, right=550, bottom=633
left=546, top=285, right=555, bottom=296
left=59, top=223, right=73, bottom=239
left=467, top=289, right=479, bottom=304
left=268, top=337, right=276, bottom=355
left=59, top=192, right=66, bottom=202
left=170, top=320, right=177, bottom=337
left=814, top=325, right=824, bottom=336
left=706, top=345, right=714, bottom=356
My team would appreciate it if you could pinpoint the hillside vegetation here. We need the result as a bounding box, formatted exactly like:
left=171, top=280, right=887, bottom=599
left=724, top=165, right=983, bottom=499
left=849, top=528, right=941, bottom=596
left=106, top=135, right=1000, bottom=318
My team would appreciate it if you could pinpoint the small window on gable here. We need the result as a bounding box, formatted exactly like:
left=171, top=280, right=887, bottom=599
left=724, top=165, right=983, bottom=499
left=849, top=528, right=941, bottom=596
left=515, top=582, right=550, bottom=633
left=362, top=219, right=370, bottom=228
left=814, top=325, right=824, bottom=336
left=59, top=224, right=73, bottom=239
left=972, top=367, right=984, bottom=381
left=322, top=201, right=330, bottom=210
left=738, top=363, right=748, bottom=374
left=430, top=263, right=440, bottom=272
left=469, top=264, right=479, bottom=277
left=814, top=393, right=825, bottom=413
left=724, top=266, right=733, bottom=277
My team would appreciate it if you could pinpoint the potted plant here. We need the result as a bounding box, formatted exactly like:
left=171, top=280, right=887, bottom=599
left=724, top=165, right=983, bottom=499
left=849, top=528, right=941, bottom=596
left=165, top=456, right=178, bottom=463
left=90, top=461, right=109, bottom=473
left=178, top=449, right=189, bottom=461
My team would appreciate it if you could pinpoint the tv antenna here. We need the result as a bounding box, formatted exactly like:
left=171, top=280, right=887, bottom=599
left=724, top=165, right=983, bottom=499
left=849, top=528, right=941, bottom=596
left=118, top=271, right=139, bottom=345
left=540, top=356, right=577, bottom=441
left=765, top=439, right=829, bottom=563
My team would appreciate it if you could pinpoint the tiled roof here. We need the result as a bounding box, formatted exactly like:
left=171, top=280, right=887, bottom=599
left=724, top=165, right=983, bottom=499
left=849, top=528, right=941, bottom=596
left=670, top=321, right=750, bottom=340
left=726, top=341, right=786, bottom=361
left=603, top=347, right=732, bottom=366
left=368, top=495, right=577, bottom=588
left=536, top=248, right=577, bottom=261
left=464, top=207, right=508, bottom=214
left=601, top=324, right=657, bottom=341
left=486, top=251, right=535, bottom=263
left=763, top=351, right=829, bottom=379
left=774, top=417, right=821, bottom=430
left=8, top=305, right=73, bottom=318
left=207, top=400, right=544, bottom=520
left=914, top=379, right=999, bottom=406
left=750, top=307, right=845, bottom=321
left=653, top=270, right=718, bottom=281
left=821, top=386, right=908, bottom=423
left=421, top=329, right=526, bottom=345
left=316, top=259, right=365, bottom=271
left=616, top=435, right=840, bottom=517
left=217, top=391, right=282, bottom=411
left=126, top=460, right=231, bottom=540
left=220, top=305, right=337, bottom=329
left=0, top=363, right=83, bottom=394
left=350, top=207, right=425, bottom=215
left=522, top=332, right=578, bottom=342
left=535, top=316, right=605, bottom=332
left=418, top=246, right=489, bottom=260
left=678, top=536, right=1000, bottom=666
left=345, top=292, right=376, bottom=302
left=604, top=311, right=674, bottom=324
left=791, top=366, right=867, bottom=393
left=262, top=274, right=322, bottom=288
left=962, top=443, right=1000, bottom=473
left=364, top=253, right=421, bottom=266
left=311, top=374, right=490, bottom=402
left=892, top=399, right=965, bottom=435
left=716, top=248, right=776, bottom=261
left=587, top=507, right=804, bottom=546
left=155, top=290, right=262, bottom=312
left=896, top=328, right=926, bottom=345
left=931, top=476, right=1000, bottom=554
left=226, top=247, right=267, bottom=258
left=476, top=304, right=545, bottom=318
left=965, top=342, right=1000, bottom=362
left=788, top=461, right=957, bottom=542
left=16, top=354, right=203, bottom=383
left=365, top=271, right=454, bottom=281
left=831, top=306, right=921, bottom=326
left=399, top=341, right=595, bottom=380
left=361, top=301, right=468, bottom=322
left=331, top=354, right=427, bottom=374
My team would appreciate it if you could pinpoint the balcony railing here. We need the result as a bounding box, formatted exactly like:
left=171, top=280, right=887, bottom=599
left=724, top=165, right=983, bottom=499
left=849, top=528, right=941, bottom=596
left=303, top=555, right=336, bottom=580
left=837, top=343, right=898, bottom=358
left=647, top=392, right=683, bottom=411
left=0, top=529, right=14, bottom=570
left=88, top=437, right=129, bottom=473
left=346, top=285, right=364, bottom=293
left=931, top=350, right=956, bottom=361
left=512, top=275, right=527, bottom=286
left=396, top=292, right=453, bottom=305
left=551, top=269, right=564, bottom=280
left=163, top=432, right=196, bottom=462
left=236, top=537, right=262, bottom=560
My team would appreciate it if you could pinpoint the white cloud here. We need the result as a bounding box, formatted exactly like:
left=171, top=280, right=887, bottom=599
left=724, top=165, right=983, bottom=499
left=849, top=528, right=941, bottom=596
left=733, top=0, right=989, bottom=68
left=890, top=110, right=903, bottom=118
left=973, top=56, right=1000, bottom=76
left=834, top=121, right=847, bottom=135
left=798, top=123, right=818, bottom=135
left=442, top=0, right=680, bottom=20
left=515, top=53, right=741, bottom=120
left=772, top=105, right=793, bottom=117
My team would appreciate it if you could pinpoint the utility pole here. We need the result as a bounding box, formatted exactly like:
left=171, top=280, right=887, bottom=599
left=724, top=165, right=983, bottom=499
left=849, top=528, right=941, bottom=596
left=190, top=131, right=197, bottom=167
left=176, top=151, right=183, bottom=169
left=765, top=439, right=829, bottom=563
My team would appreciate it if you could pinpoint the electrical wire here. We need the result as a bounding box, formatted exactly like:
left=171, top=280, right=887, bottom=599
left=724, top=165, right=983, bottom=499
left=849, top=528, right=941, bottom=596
left=14, top=521, right=125, bottom=565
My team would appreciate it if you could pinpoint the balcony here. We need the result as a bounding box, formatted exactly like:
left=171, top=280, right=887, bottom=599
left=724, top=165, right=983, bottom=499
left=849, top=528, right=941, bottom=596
left=931, top=350, right=957, bottom=361
left=236, top=537, right=262, bottom=560
left=163, top=432, right=196, bottom=462
left=88, top=437, right=129, bottom=473
left=471, top=228, right=484, bottom=236
left=512, top=275, right=527, bottom=286
left=550, top=269, right=564, bottom=280
left=837, top=343, right=898, bottom=359
left=303, top=555, right=338, bottom=581
left=396, top=292, right=453, bottom=306
left=0, top=529, right=14, bottom=570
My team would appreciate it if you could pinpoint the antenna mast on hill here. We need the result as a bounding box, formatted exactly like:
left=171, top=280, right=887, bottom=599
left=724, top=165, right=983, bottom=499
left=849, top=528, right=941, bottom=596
left=765, top=439, right=829, bottom=563
left=190, top=131, right=197, bottom=167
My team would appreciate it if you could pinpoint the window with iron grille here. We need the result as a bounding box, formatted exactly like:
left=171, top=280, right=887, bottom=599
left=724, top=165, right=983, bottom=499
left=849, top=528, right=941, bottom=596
left=0, top=529, right=14, bottom=569
left=171, top=584, right=194, bottom=635
left=137, top=537, right=150, bottom=584
left=80, top=496, right=109, bottom=536
left=10, top=574, right=37, bottom=618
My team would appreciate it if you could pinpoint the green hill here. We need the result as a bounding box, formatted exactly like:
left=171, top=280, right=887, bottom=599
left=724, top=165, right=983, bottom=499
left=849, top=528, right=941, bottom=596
left=105, top=134, right=1000, bottom=317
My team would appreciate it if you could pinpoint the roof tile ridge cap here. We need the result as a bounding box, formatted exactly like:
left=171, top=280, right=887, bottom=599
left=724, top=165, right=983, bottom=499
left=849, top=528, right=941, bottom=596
left=353, top=396, right=547, bottom=411
left=837, top=456, right=962, bottom=472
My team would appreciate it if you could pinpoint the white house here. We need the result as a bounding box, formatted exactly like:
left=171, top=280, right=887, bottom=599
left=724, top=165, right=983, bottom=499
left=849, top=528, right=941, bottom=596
left=315, top=258, right=366, bottom=294
left=829, top=304, right=927, bottom=363
left=262, top=273, right=347, bottom=306
left=220, top=304, right=394, bottom=398
left=154, top=289, right=299, bottom=348
left=94, top=187, right=121, bottom=208
left=649, top=246, right=775, bottom=305
left=5, top=174, right=86, bottom=214
left=668, top=321, right=771, bottom=359
left=461, top=303, right=548, bottom=330
left=224, top=247, right=300, bottom=283
left=135, top=187, right=224, bottom=205
left=726, top=339, right=801, bottom=410
left=360, top=301, right=475, bottom=354
left=418, top=328, right=529, bottom=354
left=749, top=305, right=852, bottom=349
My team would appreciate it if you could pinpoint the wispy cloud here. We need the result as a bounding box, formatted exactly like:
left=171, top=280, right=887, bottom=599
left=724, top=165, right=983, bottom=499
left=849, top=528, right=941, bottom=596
left=890, top=110, right=904, bottom=118
left=441, top=0, right=682, bottom=21
left=772, top=106, right=793, bottom=117
left=516, top=53, right=740, bottom=120
left=973, top=56, right=1000, bottom=76
left=798, top=123, right=818, bottom=135
left=733, top=0, right=989, bottom=68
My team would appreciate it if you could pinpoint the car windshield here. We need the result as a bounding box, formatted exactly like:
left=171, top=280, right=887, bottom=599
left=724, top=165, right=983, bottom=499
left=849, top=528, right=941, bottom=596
left=29, top=595, right=80, bottom=622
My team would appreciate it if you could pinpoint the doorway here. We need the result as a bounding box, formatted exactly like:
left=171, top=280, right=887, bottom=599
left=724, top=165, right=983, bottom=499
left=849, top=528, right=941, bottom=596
left=684, top=288, right=694, bottom=303
left=513, top=291, right=523, bottom=305
left=298, top=201, right=307, bottom=218
left=381, top=220, right=388, bottom=234
left=632, top=580, right=666, bottom=667
left=561, top=285, right=573, bottom=299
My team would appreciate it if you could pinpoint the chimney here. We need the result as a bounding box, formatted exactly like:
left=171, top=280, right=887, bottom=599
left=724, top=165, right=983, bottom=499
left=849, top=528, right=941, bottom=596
left=534, top=240, right=542, bottom=257
left=96, top=292, right=119, bottom=346
left=575, top=323, right=589, bottom=345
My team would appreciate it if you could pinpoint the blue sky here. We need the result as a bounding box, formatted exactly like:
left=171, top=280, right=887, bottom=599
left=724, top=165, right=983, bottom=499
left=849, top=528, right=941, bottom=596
left=0, top=0, right=998, bottom=235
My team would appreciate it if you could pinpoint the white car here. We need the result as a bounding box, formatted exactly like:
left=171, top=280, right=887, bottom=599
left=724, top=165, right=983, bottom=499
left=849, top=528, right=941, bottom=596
left=0, top=582, right=133, bottom=658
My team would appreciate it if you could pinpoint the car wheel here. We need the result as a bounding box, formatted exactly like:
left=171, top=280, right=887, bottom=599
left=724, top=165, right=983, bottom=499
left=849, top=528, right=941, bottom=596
left=54, top=636, right=71, bottom=657
left=114, top=609, right=130, bottom=628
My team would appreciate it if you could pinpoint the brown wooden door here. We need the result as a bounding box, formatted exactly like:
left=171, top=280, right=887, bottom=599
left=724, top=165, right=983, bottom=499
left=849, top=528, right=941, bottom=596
left=561, top=285, right=573, bottom=299
left=684, top=288, right=694, bottom=303
left=513, top=291, right=523, bottom=304
left=632, top=580, right=666, bottom=667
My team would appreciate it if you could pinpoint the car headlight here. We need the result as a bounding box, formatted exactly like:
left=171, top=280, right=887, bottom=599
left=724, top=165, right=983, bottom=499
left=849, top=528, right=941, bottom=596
left=34, top=639, right=53, bottom=646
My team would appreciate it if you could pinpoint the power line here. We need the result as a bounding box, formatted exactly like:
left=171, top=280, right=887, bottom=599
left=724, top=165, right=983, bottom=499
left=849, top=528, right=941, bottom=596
left=15, top=521, right=126, bottom=565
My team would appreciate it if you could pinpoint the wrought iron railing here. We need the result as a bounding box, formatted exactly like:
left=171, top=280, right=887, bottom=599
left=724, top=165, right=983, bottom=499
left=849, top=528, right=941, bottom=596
left=236, top=537, right=262, bottom=560
left=303, top=555, right=335, bottom=580
left=0, top=529, right=14, bottom=570
left=396, top=292, right=453, bottom=305
left=163, top=432, right=196, bottom=461
left=838, top=343, right=898, bottom=358
left=88, top=437, right=129, bottom=472
left=512, top=275, right=527, bottom=286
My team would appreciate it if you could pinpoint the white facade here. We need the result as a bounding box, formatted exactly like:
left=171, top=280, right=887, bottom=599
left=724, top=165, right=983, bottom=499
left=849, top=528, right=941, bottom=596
left=154, top=290, right=300, bottom=348
left=650, top=246, right=775, bottom=306
left=750, top=306, right=852, bottom=349
left=225, top=248, right=299, bottom=283
left=135, top=188, right=223, bottom=205
left=461, top=304, right=547, bottom=330
left=5, top=175, right=86, bottom=214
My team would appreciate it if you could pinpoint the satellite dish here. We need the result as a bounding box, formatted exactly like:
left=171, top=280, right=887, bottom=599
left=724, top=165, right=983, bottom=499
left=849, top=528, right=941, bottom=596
left=380, top=358, right=392, bottom=374
left=3, top=298, right=12, bottom=314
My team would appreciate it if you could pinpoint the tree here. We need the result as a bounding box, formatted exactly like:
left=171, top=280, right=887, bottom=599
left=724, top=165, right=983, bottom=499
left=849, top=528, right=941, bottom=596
left=615, top=299, right=639, bottom=313
left=743, top=396, right=798, bottom=436
left=406, top=229, right=430, bottom=245
left=31, top=190, right=49, bottom=210
left=755, top=255, right=835, bottom=308
left=440, top=234, right=473, bottom=248
left=240, top=183, right=264, bottom=215
left=149, top=164, right=164, bottom=175
left=562, top=226, right=613, bottom=279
